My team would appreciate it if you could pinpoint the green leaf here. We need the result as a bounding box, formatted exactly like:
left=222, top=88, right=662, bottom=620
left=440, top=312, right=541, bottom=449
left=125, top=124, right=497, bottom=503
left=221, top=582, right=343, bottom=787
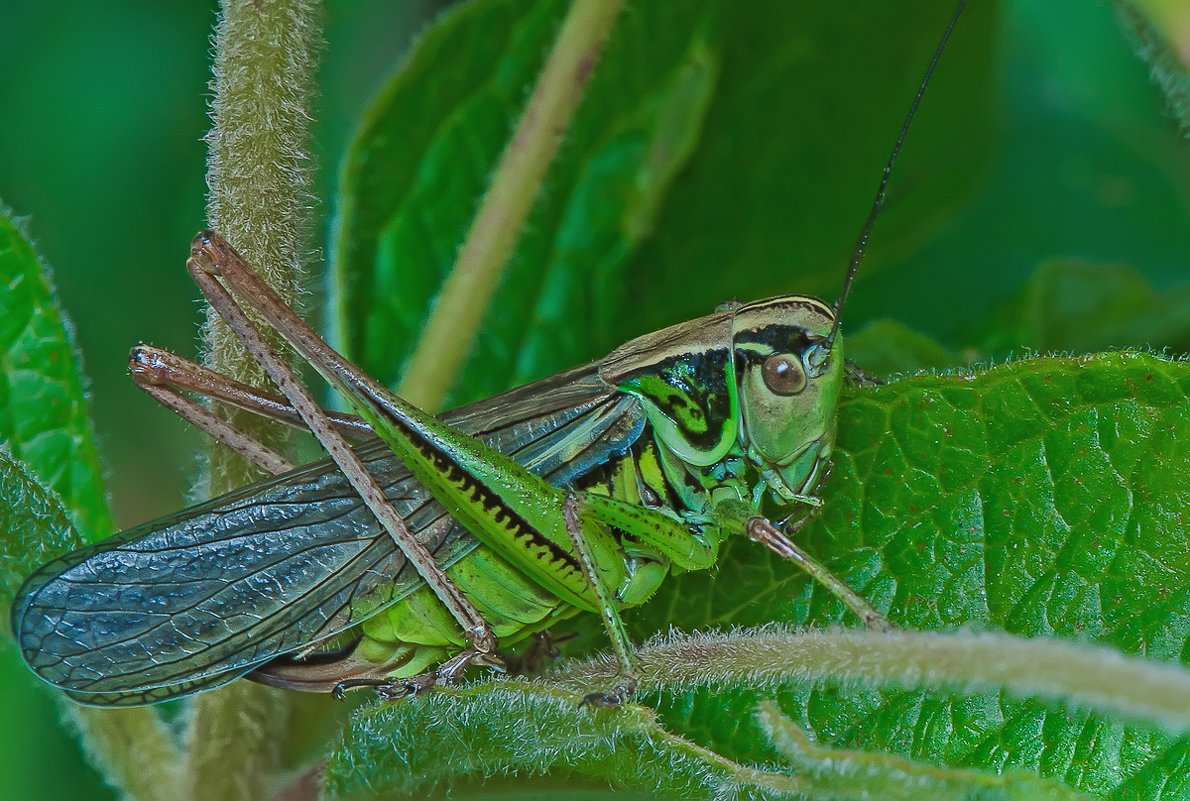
left=974, top=259, right=1190, bottom=356
left=326, top=352, right=1190, bottom=798
left=0, top=209, right=111, bottom=546
left=326, top=664, right=1105, bottom=800
left=328, top=624, right=1190, bottom=799
left=324, top=0, right=1190, bottom=796
left=853, top=259, right=1190, bottom=374
left=332, top=0, right=997, bottom=406
left=846, top=319, right=963, bottom=376
left=0, top=451, right=83, bottom=619
left=632, top=352, right=1190, bottom=785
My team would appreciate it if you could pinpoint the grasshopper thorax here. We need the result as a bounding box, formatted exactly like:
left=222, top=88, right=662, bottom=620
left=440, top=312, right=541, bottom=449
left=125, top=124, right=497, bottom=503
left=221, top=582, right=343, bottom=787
left=731, top=296, right=842, bottom=501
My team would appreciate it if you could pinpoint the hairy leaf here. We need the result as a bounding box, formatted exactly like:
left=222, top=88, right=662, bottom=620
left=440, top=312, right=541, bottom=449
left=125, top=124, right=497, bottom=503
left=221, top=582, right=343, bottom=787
left=0, top=451, right=83, bottom=619
left=323, top=0, right=1190, bottom=797
left=325, top=353, right=1190, bottom=798
left=0, top=210, right=109, bottom=546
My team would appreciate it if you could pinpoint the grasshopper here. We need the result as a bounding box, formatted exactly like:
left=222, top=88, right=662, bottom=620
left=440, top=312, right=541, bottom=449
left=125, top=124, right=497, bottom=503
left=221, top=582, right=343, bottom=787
left=10, top=3, right=965, bottom=707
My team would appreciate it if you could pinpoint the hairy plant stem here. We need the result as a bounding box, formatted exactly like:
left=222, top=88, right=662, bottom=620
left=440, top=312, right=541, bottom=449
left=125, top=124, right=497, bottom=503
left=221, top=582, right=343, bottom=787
left=62, top=705, right=185, bottom=801
left=186, top=2, right=323, bottom=801
left=326, top=628, right=1190, bottom=798
left=398, top=0, right=625, bottom=411
left=201, top=0, right=321, bottom=493
left=552, top=627, right=1190, bottom=732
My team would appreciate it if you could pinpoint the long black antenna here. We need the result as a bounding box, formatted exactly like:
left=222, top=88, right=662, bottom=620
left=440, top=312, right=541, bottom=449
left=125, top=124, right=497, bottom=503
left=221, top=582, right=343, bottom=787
left=823, top=0, right=967, bottom=353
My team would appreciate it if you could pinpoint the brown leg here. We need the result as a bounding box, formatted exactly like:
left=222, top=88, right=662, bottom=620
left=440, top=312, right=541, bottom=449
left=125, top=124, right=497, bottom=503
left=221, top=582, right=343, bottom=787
left=131, top=345, right=372, bottom=438
left=187, top=231, right=499, bottom=669
left=747, top=516, right=892, bottom=632
left=134, top=372, right=296, bottom=476
left=129, top=345, right=374, bottom=475
left=372, top=647, right=508, bottom=701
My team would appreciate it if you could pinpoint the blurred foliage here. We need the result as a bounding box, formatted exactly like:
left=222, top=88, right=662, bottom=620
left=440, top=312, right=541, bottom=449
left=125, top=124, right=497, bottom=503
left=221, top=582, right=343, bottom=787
left=1, top=0, right=1189, bottom=798
left=334, top=0, right=998, bottom=404
left=0, top=3, right=444, bottom=798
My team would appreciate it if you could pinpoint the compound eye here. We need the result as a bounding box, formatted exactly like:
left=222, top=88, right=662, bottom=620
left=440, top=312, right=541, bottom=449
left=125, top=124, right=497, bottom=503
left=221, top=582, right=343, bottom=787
left=761, top=353, right=807, bottom=396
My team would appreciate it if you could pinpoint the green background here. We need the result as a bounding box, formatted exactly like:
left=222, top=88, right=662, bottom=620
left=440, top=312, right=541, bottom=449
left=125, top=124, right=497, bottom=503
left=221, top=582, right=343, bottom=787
left=1, top=0, right=1188, bottom=798
left=0, top=3, right=444, bottom=798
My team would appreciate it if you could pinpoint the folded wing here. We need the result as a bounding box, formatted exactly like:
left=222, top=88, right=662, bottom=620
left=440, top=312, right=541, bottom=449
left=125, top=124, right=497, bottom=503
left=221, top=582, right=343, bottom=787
left=13, top=364, right=646, bottom=704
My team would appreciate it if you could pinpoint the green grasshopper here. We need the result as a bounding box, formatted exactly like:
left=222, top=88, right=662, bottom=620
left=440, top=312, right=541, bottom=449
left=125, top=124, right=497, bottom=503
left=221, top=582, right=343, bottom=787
left=10, top=4, right=965, bottom=708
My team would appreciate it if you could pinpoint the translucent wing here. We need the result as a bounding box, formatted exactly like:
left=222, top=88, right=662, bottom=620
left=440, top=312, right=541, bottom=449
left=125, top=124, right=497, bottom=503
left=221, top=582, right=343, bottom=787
left=12, top=364, right=646, bottom=705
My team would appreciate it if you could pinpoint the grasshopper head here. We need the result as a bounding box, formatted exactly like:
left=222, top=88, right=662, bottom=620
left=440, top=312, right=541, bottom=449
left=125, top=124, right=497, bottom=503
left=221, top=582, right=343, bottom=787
left=731, top=296, right=843, bottom=500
